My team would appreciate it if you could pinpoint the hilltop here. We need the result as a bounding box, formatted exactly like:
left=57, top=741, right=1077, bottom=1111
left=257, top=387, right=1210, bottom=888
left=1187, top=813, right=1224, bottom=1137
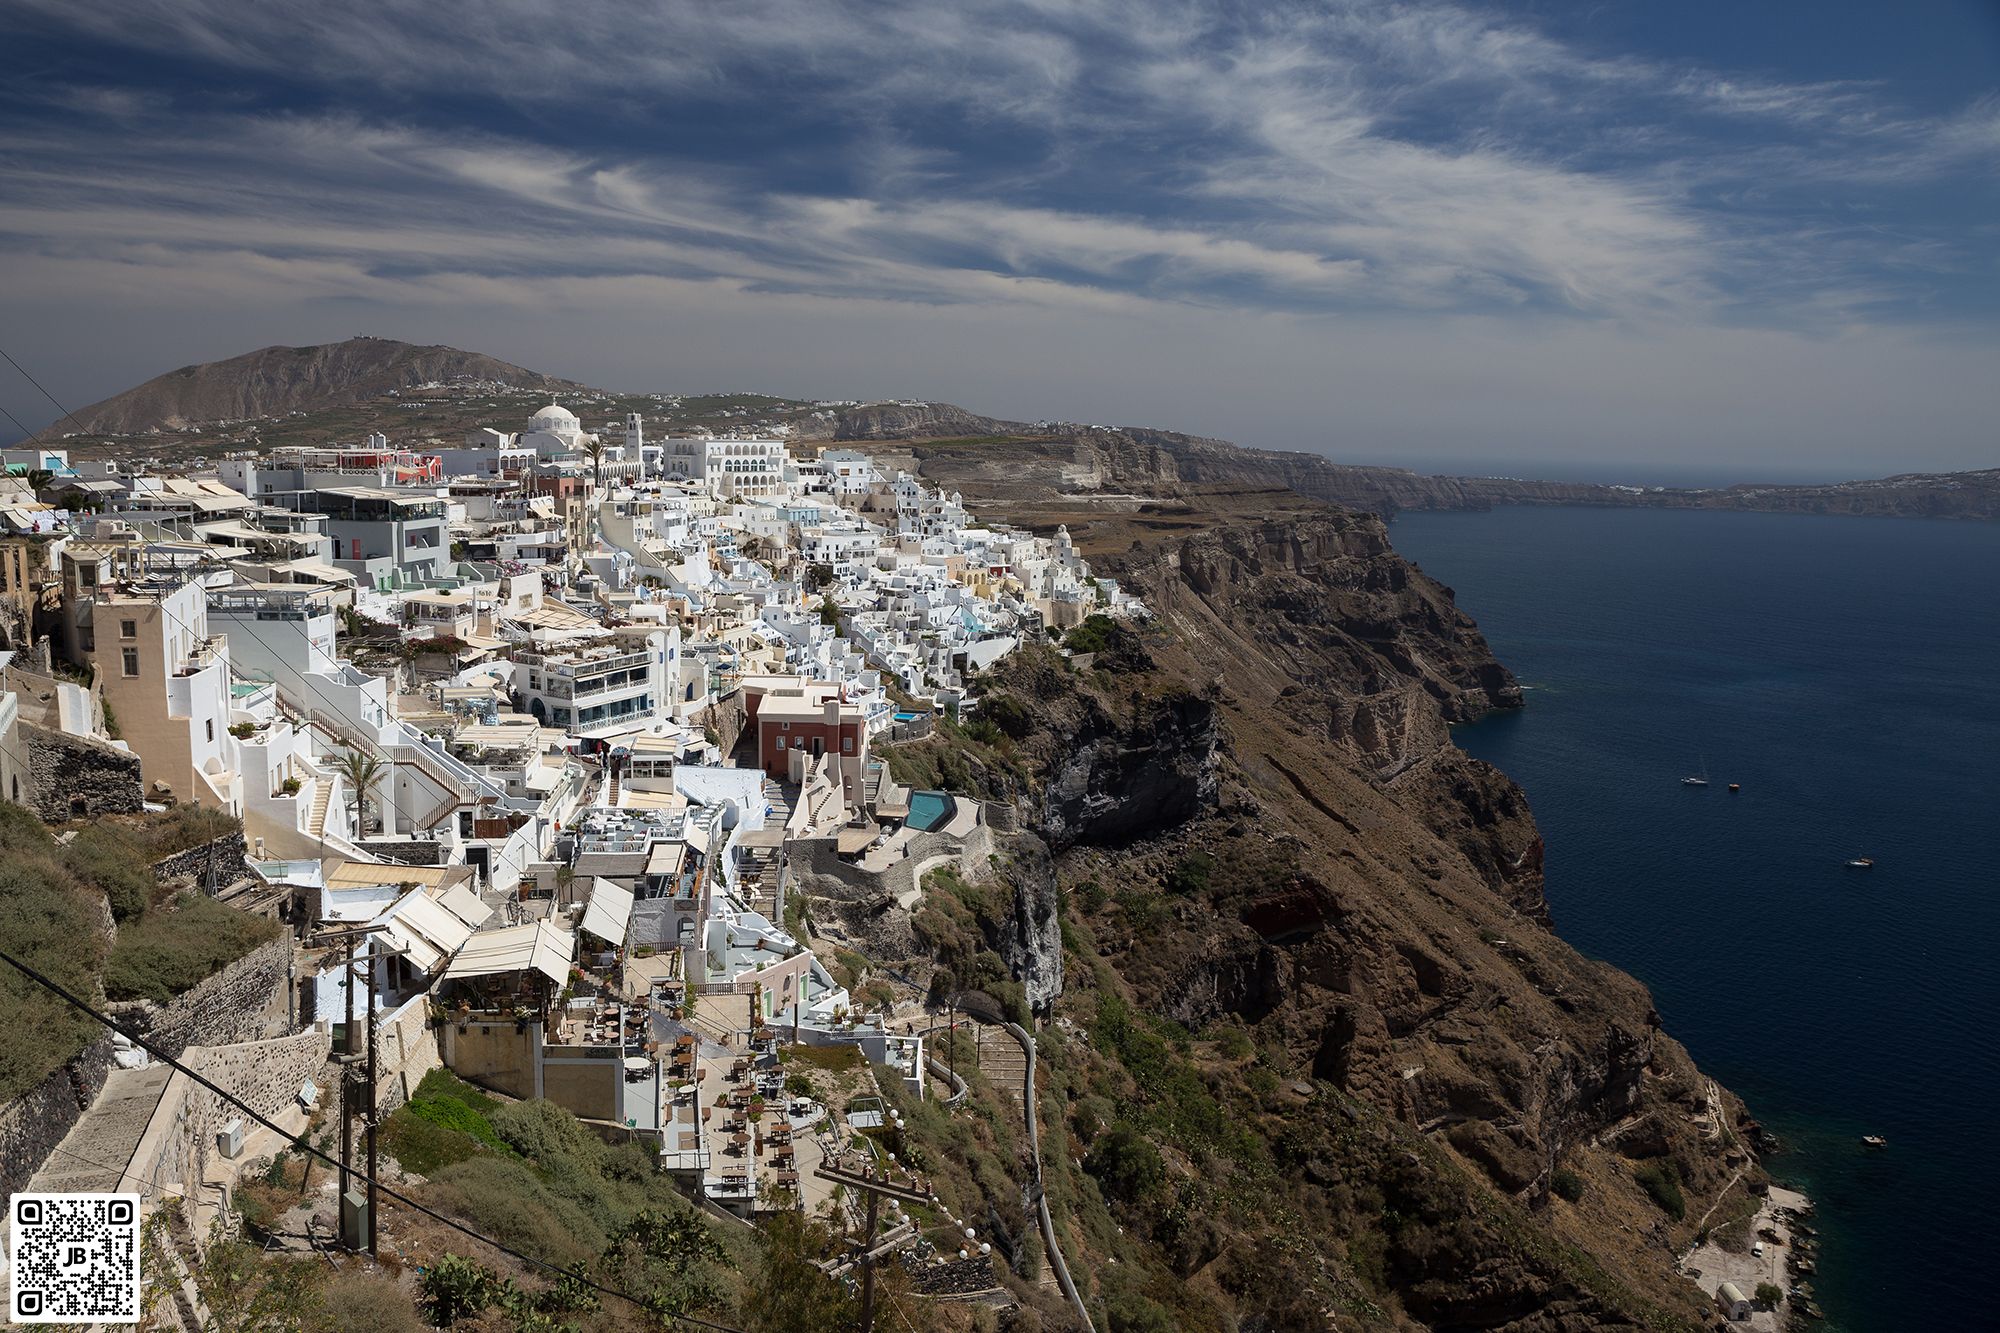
left=30, top=336, right=591, bottom=441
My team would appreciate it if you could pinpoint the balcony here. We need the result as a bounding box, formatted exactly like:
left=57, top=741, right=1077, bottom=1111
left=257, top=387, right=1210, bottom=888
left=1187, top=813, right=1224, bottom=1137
left=175, top=635, right=225, bottom=677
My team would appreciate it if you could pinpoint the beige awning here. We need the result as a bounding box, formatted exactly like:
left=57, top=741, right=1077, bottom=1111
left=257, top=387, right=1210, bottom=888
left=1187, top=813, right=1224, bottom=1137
left=442, top=920, right=574, bottom=985
left=286, top=559, right=358, bottom=584
left=836, top=828, right=875, bottom=855
left=371, top=887, right=484, bottom=975
left=579, top=879, right=634, bottom=946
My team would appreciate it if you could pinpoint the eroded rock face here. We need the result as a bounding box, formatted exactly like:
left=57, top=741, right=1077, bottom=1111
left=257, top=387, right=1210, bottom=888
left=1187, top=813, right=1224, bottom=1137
left=1039, top=689, right=1219, bottom=851
left=994, top=834, right=1064, bottom=1013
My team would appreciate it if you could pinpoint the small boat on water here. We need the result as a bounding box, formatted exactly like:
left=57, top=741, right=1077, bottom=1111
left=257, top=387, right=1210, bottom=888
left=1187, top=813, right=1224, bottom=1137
left=1683, top=755, right=1710, bottom=787
left=1847, top=856, right=1875, bottom=869
left=1861, top=1135, right=1887, bottom=1149
left=1727, top=782, right=1741, bottom=792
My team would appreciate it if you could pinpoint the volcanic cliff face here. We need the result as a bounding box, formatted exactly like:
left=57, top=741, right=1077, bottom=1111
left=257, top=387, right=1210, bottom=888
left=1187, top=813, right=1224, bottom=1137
left=880, top=491, right=1748, bottom=1329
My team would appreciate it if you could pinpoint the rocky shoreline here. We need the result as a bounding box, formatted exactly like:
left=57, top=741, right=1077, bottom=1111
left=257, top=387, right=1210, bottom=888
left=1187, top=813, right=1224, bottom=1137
left=1682, top=1182, right=1825, bottom=1330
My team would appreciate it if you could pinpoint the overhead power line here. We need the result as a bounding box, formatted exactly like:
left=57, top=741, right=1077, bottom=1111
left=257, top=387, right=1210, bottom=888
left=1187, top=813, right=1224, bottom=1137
left=0, top=944, right=748, bottom=1333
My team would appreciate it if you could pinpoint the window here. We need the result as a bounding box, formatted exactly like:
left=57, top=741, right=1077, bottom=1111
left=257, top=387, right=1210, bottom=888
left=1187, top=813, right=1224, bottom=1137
left=120, top=619, right=137, bottom=639
left=205, top=719, right=214, bottom=742
left=121, top=647, right=139, bottom=676
left=842, top=737, right=853, bottom=753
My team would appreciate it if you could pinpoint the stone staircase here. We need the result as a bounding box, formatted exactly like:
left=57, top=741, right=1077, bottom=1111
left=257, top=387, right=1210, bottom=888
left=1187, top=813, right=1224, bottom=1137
left=29, top=1065, right=173, bottom=1194
left=761, top=776, right=794, bottom=825
left=307, top=779, right=334, bottom=840
left=973, top=1023, right=1029, bottom=1110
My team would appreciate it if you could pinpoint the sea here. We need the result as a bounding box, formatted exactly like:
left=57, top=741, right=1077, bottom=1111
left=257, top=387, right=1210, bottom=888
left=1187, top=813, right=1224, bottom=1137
left=1389, top=505, right=2000, bottom=1333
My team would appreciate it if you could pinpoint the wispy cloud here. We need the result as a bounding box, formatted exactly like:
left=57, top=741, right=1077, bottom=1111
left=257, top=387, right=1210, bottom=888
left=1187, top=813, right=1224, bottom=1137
left=0, top=0, right=1994, bottom=465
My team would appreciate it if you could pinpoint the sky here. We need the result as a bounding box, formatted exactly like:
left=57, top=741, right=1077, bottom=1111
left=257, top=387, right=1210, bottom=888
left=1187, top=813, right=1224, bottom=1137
left=0, top=0, right=1995, bottom=479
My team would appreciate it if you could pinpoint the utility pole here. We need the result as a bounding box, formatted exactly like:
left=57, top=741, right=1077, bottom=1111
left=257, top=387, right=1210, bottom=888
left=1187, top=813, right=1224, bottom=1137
left=813, top=1161, right=932, bottom=1333
left=340, top=933, right=356, bottom=1205
left=364, top=931, right=380, bottom=1258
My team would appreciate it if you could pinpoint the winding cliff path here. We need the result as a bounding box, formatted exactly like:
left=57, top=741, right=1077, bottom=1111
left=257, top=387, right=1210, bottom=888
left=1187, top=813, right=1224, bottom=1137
left=999, top=1020, right=1096, bottom=1332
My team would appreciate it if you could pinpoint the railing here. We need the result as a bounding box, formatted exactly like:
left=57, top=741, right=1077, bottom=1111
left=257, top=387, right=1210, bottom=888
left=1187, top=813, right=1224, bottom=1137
left=175, top=635, right=225, bottom=676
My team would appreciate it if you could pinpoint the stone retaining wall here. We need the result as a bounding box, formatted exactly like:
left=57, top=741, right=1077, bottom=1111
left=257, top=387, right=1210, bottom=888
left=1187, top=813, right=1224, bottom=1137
left=19, top=720, right=143, bottom=821
left=357, top=840, right=447, bottom=867
left=129, top=1027, right=332, bottom=1206
left=369, top=993, right=443, bottom=1115
left=693, top=695, right=748, bottom=756
left=149, top=834, right=251, bottom=892
left=111, top=934, right=292, bottom=1061
left=0, top=1034, right=115, bottom=1199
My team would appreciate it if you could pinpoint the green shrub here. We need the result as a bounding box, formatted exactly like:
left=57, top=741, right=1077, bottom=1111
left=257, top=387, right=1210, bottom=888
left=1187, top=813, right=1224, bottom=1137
left=102, top=894, right=280, bottom=1004
left=384, top=1074, right=511, bottom=1174
left=1063, top=615, right=1120, bottom=656
left=1551, top=1166, right=1585, bottom=1203
left=1755, top=1282, right=1784, bottom=1308
left=1633, top=1161, right=1686, bottom=1220
left=140, top=804, right=240, bottom=859
left=424, top=1157, right=603, bottom=1267
left=1083, top=1122, right=1164, bottom=1203
left=62, top=824, right=154, bottom=922
left=1211, top=1026, right=1255, bottom=1061
left=491, top=1098, right=598, bottom=1165
left=783, top=1043, right=862, bottom=1073
left=963, top=717, right=1005, bottom=747
left=307, top=1273, right=429, bottom=1333
left=1165, top=852, right=1214, bottom=896
left=0, top=802, right=54, bottom=856
left=978, top=693, right=1033, bottom=740
left=0, top=850, right=107, bottom=1101
left=382, top=1110, right=486, bottom=1177
left=421, top=1253, right=504, bottom=1325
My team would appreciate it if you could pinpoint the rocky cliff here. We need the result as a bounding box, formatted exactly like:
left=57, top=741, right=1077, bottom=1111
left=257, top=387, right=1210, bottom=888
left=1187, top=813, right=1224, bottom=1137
left=34, top=336, right=588, bottom=439
left=830, top=401, right=2000, bottom=521
left=868, top=487, right=1755, bottom=1330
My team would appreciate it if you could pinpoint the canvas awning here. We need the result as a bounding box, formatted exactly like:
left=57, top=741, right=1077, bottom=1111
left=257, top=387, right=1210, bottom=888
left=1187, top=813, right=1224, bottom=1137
left=368, top=882, right=490, bottom=976
left=286, top=558, right=358, bottom=584
left=442, top=920, right=574, bottom=986
left=835, top=828, right=876, bottom=855
left=579, top=879, right=634, bottom=946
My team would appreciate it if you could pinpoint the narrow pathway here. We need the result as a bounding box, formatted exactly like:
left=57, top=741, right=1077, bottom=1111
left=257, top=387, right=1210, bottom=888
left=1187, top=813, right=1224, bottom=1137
left=993, top=1021, right=1094, bottom=1332
left=29, top=1065, right=173, bottom=1194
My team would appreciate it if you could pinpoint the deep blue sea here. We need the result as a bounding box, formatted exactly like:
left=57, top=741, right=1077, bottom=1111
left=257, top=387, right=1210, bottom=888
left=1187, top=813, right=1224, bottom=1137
left=1390, top=506, right=2000, bottom=1333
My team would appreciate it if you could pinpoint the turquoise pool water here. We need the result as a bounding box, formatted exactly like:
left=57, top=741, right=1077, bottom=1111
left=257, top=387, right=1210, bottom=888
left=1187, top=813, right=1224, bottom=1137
left=906, top=790, right=955, bottom=832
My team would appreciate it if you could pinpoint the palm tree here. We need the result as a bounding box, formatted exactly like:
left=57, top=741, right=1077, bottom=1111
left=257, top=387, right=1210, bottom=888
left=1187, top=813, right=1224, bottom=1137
left=581, top=437, right=608, bottom=552
left=333, top=749, right=385, bottom=841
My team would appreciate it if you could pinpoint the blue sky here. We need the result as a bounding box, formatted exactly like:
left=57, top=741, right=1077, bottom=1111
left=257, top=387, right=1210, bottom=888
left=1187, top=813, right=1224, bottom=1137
left=0, top=0, right=1995, bottom=476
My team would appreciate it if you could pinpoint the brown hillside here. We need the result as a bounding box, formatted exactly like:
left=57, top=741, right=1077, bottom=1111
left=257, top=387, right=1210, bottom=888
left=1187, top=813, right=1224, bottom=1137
left=34, top=336, right=591, bottom=439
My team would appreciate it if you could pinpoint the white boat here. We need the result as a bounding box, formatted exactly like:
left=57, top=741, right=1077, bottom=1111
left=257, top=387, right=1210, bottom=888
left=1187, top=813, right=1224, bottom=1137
left=1682, top=755, right=1710, bottom=787
left=1846, top=856, right=1874, bottom=869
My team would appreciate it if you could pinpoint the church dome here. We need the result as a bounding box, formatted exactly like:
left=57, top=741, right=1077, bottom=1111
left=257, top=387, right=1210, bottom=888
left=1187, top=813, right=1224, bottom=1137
left=529, top=401, right=579, bottom=432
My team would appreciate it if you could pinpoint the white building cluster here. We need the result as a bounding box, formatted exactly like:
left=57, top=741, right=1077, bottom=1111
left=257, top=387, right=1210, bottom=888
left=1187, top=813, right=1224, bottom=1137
left=0, top=401, right=1139, bottom=1214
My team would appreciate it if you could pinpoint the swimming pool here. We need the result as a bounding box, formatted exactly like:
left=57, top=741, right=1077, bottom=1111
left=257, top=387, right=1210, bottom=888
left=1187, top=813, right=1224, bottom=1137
left=905, top=790, right=956, bottom=832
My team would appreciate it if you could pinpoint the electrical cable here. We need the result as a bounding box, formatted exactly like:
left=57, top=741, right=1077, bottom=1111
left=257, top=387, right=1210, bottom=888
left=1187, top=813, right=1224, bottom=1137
left=0, top=942, right=749, bottom=1333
